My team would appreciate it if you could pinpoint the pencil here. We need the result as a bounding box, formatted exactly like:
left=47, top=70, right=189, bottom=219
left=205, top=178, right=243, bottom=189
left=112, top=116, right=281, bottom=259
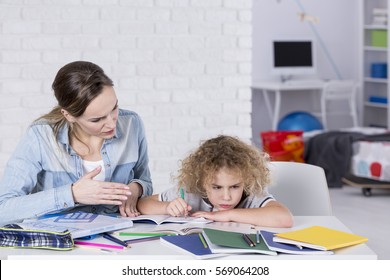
left=242, top=233, right=256, bottom=247
left=179, top=187, right=189, bottom=217
left=198, top=233, right=208, bottom=248
left=256, top=230, right=260, bottom=244
left=125, top=236, right=161, bottom=244
left=74, top=240, right=125, bottom=250
left=78, top=234, right=99, bottom=240
left=102, top=233, right=131, bottom=248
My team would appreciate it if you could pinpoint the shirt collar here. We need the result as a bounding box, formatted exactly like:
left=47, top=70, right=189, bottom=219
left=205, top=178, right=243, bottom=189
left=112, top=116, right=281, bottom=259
left=57, top=121, right=121, bottom=155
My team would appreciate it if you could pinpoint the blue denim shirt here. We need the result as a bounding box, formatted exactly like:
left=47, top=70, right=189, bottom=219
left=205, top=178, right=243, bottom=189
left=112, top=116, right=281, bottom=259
left=0, top=109, right=153, bottom=225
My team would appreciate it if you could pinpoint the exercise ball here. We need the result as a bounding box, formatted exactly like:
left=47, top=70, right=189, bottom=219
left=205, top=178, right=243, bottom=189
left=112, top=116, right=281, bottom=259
left=277, top=111, right=323, bottom=132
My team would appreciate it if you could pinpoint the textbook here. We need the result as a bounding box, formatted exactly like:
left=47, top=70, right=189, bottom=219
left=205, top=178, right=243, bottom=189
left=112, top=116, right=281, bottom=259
left=260, top=230, right=333, bottom=255
left=18, top=212, right=133, bottom=239
left=118, top=223, right=205, bottom=236
left=273, top=226, right=368, bottom=251
left=202, top=228, right=277, bottom=256
left=160, top=233, right=227, bottom=259
left=130, top=214, right=211, bottom=225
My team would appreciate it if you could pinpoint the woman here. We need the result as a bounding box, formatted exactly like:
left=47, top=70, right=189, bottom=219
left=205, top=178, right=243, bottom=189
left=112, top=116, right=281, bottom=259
left=0, top=61, right=152, bottom=225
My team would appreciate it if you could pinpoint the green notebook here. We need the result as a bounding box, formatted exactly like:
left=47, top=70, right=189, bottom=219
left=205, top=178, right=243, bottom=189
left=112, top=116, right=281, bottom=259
left=202, top=228, right=277, bottom=256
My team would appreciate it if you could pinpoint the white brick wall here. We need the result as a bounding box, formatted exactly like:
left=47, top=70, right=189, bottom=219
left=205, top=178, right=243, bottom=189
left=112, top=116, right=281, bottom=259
left=0, top=0, right=252, bottom=194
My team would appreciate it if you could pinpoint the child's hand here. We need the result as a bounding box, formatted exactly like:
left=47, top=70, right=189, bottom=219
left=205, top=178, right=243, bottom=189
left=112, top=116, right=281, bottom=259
left=166, top=198, right=192, bottom=217
left=191, top=211, right=231, bottom=222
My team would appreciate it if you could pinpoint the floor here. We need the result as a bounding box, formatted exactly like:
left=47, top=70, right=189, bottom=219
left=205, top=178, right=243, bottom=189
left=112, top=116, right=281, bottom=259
left=329, top=186, right=390, bottom=260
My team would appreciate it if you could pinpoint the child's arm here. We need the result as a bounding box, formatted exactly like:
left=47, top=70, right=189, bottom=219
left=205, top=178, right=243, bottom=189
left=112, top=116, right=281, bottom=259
left=191, top=200, right=293, bottom=228
left=137, top=194, right=192, bottom=217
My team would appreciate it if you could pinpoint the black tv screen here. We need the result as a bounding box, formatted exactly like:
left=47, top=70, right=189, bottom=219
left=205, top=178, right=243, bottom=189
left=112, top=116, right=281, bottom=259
left=273, top=41, right=313, bottom=67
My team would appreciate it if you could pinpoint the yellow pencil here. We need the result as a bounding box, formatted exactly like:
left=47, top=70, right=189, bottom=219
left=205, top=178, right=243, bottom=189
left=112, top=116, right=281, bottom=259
left=198, top=233, right=208, bottom=248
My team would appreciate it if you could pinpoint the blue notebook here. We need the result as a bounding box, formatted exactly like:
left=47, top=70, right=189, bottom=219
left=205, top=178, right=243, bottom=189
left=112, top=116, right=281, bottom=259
left=260, top=230, right=333, bottom=255
left=160, top=233, right=226, bottom=259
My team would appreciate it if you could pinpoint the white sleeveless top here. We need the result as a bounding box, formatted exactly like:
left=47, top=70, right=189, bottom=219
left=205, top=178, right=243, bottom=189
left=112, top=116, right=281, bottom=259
left=82, top=159, right=105, bottom=181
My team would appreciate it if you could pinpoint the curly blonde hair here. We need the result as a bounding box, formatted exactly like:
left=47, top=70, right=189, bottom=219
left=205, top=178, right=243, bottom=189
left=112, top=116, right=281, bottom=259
left=175, top=135, right=270, bottom=198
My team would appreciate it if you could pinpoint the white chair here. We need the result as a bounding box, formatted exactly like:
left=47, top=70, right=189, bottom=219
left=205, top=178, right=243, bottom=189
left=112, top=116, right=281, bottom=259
left=320, top=80, right=358, bottom=129
left=267, top=161, right=332, bottom=216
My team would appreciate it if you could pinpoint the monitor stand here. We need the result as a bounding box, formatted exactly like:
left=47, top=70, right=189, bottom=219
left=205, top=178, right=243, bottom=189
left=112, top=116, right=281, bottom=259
left=279, top=75, right=293, bottom=83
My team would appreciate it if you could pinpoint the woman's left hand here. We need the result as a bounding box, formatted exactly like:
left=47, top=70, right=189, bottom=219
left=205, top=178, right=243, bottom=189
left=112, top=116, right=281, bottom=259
left=119, top=182, right=142, bottom=217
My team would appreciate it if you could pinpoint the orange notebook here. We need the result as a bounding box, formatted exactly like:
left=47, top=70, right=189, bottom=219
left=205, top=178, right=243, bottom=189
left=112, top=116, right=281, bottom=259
left=273, top=226, right=368, bottom=251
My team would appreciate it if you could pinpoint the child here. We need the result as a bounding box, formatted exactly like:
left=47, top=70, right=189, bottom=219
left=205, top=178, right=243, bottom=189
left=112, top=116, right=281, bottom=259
left=137, top=135, right=293, bottom=227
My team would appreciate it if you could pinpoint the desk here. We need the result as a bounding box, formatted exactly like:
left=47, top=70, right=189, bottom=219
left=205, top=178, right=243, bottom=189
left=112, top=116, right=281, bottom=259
left=252, top=80, right=325, bottom=130
left=1, top=216, right=377, bottom=260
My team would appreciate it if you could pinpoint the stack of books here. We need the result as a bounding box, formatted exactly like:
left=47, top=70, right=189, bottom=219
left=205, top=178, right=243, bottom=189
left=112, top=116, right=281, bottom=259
left=160, top=228, right=276, bottom=259
left=160, top=225, right=368, bottom=258
left=372, top=8, right=388, bottom=26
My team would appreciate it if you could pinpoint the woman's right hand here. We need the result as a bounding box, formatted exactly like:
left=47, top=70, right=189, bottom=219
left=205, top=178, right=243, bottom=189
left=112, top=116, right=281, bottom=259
left=71, top=166, right=131, bottom=205
left=165, top=198, right=192, bottom=217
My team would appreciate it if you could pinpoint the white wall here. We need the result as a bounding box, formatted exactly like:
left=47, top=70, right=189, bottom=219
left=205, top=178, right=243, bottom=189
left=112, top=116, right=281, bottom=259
left=252, top=0, right=360, bottom=147
left=0, top=0, right=253, bottom=194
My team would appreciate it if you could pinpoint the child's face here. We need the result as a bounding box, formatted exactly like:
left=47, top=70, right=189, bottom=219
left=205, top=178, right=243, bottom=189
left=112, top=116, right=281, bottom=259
left=205, top=168, right=244, bottom=211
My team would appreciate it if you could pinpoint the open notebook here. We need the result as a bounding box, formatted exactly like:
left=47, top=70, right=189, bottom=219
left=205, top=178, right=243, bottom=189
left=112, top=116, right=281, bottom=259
left=130, top=215, right=211, bottom=225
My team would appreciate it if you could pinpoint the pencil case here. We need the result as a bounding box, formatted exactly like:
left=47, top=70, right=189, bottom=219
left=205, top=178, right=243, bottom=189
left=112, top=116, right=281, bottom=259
left=0, top=224, right=74, bottom=250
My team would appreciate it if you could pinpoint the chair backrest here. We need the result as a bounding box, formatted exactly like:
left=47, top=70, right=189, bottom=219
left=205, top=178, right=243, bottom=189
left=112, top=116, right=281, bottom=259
left=267, top=161, right=332, bottom=216
left=323, top=79, right=357, bottom=99
left=320, top=79, right=359, bottom=128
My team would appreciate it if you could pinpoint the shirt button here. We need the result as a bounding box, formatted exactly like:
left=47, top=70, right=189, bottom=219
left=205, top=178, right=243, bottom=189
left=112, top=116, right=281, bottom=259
left=106, top=164, right=111, bottom=167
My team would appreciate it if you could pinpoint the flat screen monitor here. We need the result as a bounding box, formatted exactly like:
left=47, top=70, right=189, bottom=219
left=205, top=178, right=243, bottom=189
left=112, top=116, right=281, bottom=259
left=272, top=39, right=316, bottom=78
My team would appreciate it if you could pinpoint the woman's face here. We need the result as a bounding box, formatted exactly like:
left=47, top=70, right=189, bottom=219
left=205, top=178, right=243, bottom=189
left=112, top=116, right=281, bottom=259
left=73, top=86, right=119, bottom=139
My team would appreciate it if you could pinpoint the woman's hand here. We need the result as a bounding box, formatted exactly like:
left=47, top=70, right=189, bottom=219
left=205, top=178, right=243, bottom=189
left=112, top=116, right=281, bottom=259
left=119, top=182, right=143, bottom=217
left=166, top=198, right=192, bottom=217
left=71, top=166, right=131, bottom=205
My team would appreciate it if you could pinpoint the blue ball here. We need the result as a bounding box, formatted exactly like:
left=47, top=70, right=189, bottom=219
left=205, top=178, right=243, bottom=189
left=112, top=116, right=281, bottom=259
left=277, top=111, right=323, bottom=132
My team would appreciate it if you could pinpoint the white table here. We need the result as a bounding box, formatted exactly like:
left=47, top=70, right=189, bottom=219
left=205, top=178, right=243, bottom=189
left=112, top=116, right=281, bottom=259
left=252, top=80, right=325, bottom=130
left=1, top=216, right=377, bottom=260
